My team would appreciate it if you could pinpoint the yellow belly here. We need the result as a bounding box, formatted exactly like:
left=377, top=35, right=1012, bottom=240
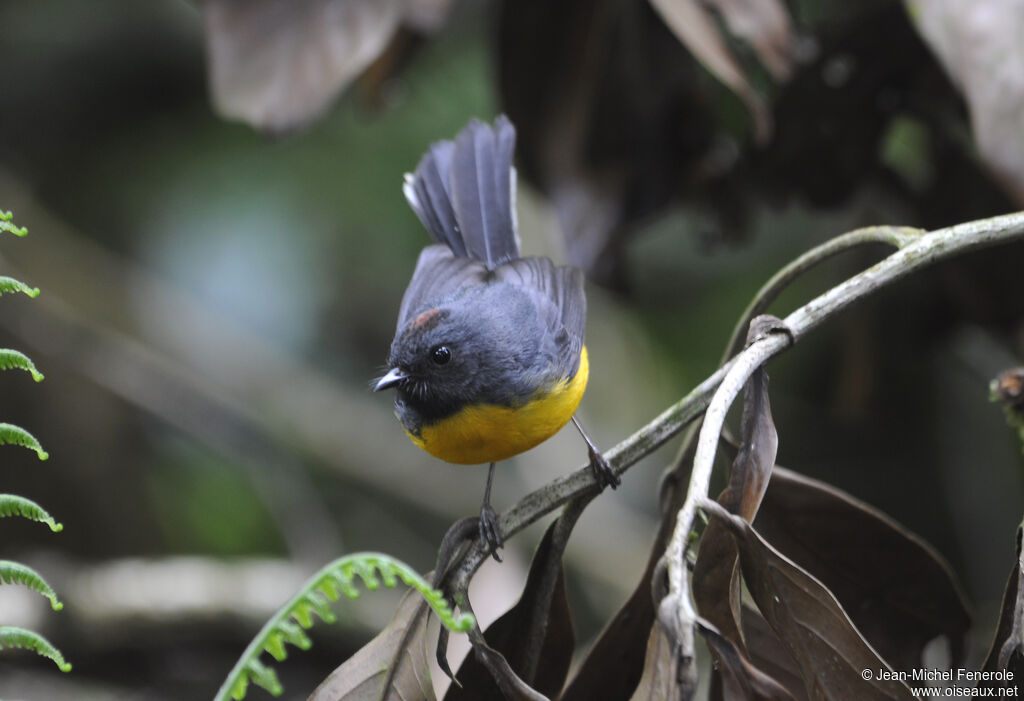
left=408, top=347, right=590, bottom=465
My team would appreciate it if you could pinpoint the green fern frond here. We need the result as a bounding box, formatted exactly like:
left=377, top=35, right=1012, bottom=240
left=0, top=560, right=64, bottom=610
left=0, top=626, right=71, bottom=672
left=0, top=210, right=28, bottom=237
left=215, top=552, right=475, bottom=701
left=0, top=275, right=40, bottom=298
left=0, top=494, right=62, bottom=531
left=0, top=422, right=49, bottom=459
left=0, top=349, right=44, bottom=382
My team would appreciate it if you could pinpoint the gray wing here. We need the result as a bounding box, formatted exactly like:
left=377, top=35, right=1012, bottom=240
left=396, top=244, right=487, bottom=332
left=494, top=257, right=586, bottom=378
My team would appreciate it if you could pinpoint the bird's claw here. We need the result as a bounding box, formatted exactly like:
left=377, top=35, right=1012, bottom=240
left=479, top=503, right=504, bottom=562
left=589, top=447, right=621, bottom=489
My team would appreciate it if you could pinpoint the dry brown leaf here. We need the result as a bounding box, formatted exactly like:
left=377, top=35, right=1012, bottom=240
left=704, top=0, right=798, bottom=80
left=203, top=0, right=403, bottom=133
left=455, top=636, right=550, bottom=701
left=628, top=621, right=685, bottom=701
left=404, top=0, right=452, bottom=32
left=694, top=320, right=778, bottom=655
left=444, top=520, right=574, bottom=700
left=718, top=317, right=780, bottom=522
left=497, top=0, right=719, bottom=287
left=739, top=606, right=809, bottom=701
left=694, top=521, right=744, bottom=650
left=309, top=587, right=434, bottom=701
left=703, top=499, right=914, bottom=701
left=648, top=0, right=770, bottom=142
left=979, top=520, right=1024, bottom=689
left=907, top=0, right=1024, bottom=205
left=754, top=467, right=971, bottom=670
left=648, top=0, right=800, bottom=142
left=559, top=428, right=701, bottom=700
left=700, top=618, right=795, bottom=701
left=559, top=555, right=658, bottom=700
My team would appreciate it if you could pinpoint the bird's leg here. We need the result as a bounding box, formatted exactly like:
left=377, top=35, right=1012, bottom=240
left=478, top=461, right=504, bottom=561
left=572, top=415, right=621, bottom=489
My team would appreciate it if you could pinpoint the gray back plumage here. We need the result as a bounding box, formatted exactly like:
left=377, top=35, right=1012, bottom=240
left=392, top=116, right=589, bottom=408
left=403, top=116, right=520, bottom=270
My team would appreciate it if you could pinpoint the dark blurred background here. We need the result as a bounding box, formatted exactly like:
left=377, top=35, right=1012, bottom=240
left=1, top=0, right=1022, bottom=698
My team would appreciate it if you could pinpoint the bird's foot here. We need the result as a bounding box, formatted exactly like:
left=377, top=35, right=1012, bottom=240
left=478, top=502, right=504, bottom=562
left=589, top=446, right=621, bottom=489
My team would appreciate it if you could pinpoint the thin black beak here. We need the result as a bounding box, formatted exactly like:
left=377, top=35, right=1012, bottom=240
left=374, top=367, right=406, bottom=392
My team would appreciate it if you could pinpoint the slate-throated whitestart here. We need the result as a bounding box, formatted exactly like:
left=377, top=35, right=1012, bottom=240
left=374, top=116, right=619, bottom=557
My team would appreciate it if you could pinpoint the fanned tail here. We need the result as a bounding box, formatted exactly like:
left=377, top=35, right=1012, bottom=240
left=403, top=116, right=520, bottom=269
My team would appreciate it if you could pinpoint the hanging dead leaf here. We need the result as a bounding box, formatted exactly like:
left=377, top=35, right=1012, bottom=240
left=702, top=0, right=798, bottom=80
left=754, top=467, right=971, bottom=670
left=497, top=0, right=720, bottom=287
left=456, top=634, right=551, bottom=701
left=718, top=315, right=780, bottom=521
left=694, top=521, right=744, bottom=650
left=738, top=605, right=809, bottom=701
left=628, top=620, right=685, bottom=701
left=702, top=499, right=914, bottom=700
left=203, top=0, right=404, bottom=133
left=907, top=0, right=1024, bottom=205
left=444, top=519, right=575, bottom=700
left=648, top=0, right=800, bottom=142
left=694, top=318, right=779, bottom=654
left=979, top=520, right=1024, bottom=689
left=562, top=439, right=701, bottom=700
left=699, top=618, right=795, bottom=701
left=309, top=587, right=434, bottom=701
left=559, top=553, right=658, bottom=700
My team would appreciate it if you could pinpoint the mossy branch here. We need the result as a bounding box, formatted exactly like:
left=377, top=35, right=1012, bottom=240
left=0, top=422, right=49, bottom=460
left=0, top=626, right=71, bottom=672
left=0, top=494, right=63, bottom=531
left=441, top=211, right=1024, bottom=599
left=216, top=552, right=474, bottom=701
left=0, top=560, right=64, bottom=610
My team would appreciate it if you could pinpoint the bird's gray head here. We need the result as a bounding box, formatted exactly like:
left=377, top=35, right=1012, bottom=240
left=373, top=283, right=546, bottom=427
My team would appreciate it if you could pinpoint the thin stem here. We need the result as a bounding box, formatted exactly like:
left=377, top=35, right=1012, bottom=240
left=720, top=225, right=923, bottom=364
left=666, top=331, right=789, bottom=636
left=672, top=226, right=923, bottom=484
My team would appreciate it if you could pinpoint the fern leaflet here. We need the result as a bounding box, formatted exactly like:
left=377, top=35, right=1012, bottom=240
left=0, top=208, right=69, bottom=678
left=0, top=349, right=44, bottom=381
left=0, top=210, right=28, bottom=237
left=0, top=626, right=71, bottom=672
left=216, top=552, right=475, bottom=701
left=0, top=494, right=62, bottom=531
left=0, top=275, right=39, bottom=298
left=0, top=560, right=64, bottom=610
left=0, top=422, right=49, bottom=459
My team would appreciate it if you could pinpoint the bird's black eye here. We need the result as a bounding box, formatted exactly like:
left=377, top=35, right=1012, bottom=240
left=431, top=345, right=451, bottom=365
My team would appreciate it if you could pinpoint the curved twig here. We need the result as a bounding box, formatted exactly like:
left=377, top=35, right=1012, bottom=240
left=720, top=225, right=924, bottom=364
